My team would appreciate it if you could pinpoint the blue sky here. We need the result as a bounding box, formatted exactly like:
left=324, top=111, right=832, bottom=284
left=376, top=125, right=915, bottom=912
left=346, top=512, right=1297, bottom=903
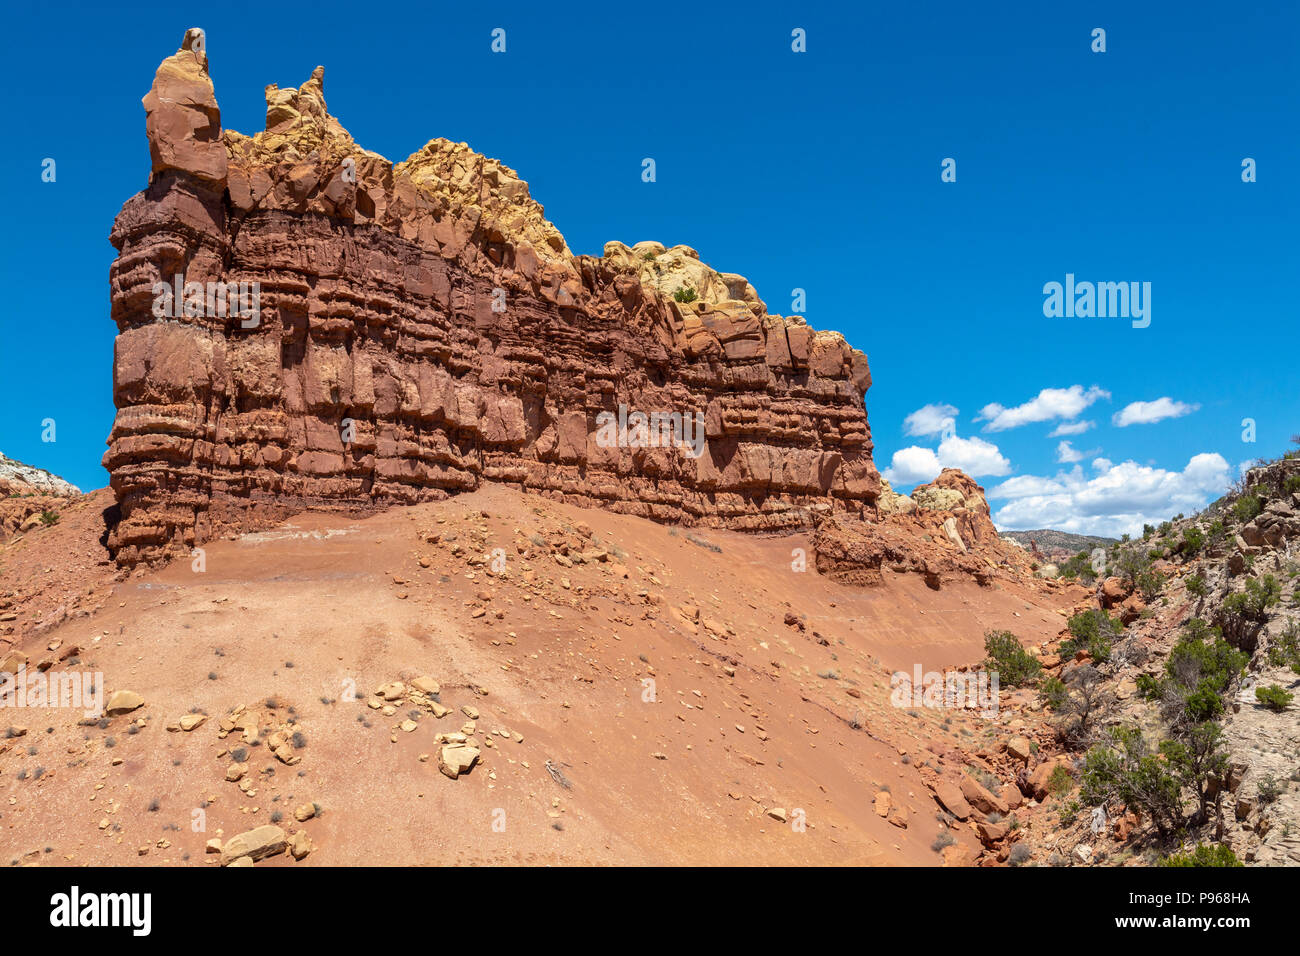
left=0, top=1, right=1295, bottom=535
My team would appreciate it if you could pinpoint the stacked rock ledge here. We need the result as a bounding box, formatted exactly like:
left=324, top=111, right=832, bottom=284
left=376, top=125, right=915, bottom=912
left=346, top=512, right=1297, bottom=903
left=104, top=31, right=880, bottom=567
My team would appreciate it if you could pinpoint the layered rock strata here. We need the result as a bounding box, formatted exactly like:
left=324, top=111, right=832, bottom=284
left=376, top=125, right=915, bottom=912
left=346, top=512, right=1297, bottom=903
left=104, top=31, right=879, bottom=566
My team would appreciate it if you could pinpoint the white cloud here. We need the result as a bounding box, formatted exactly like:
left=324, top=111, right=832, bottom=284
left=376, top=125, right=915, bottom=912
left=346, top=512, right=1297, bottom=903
left=941, top=436, right=1013, bottom=477
left=882, top=433, right=1012, bottom=486
left=883, top=446, right=943, bottom=485
left=987, top=475, right=1067, bottom=499
left=1049, top=420, right=1094, bottom=437
left=1056, top=441, right=1084, bottom=464
left=902, top=403, right=959, bottom=438
left=978, top=385, right=1110, bottom=432
left=989, top=452, right=1231, bottom=537
left=1112, top=397, right=1199, bottom=427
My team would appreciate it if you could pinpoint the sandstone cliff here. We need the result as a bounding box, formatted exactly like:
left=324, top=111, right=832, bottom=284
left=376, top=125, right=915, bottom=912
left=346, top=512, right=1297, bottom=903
left=104, top=30, right=879, bottom=567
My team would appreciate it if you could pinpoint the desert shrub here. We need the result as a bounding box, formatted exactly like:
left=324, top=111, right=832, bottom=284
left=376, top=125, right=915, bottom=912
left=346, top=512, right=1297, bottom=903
left=1048, top=764, right=1073, bottom=797
left=1182, top=684, right=1225, bottom=722
left=1216, top=575, right=1281, bottom=649
left=1135, top=568, right=1166, bottom=602
left=1255, top=684, right=1294, bottom=712
left=1061, top=608, right=1123, bottom=662
left=1058, top=550, right=1096, bottom=583
left=1008, top=843, right=1032, bottom=866
left=1054, top=665, right=1113, bottom=746
left=1162, top=721, right=1229, bottom=820
left=1180, top=527, right=1205, bottom=556
left=1160, top=844, right=1242, bottom=867
left=983, top=630, right=1041, bottom=687
left=1186, top=574, right=1207, bottom=599
left=1058, top=799, right=1080, bottom=826
left=1285, top=474, right=1300, bottom=495
left=1040, top=675, right=1068, bottom=710
left=672, top=286, right=698, bottom=303
left=1081, top=727, right=1183, bottom=839
left=39, top=510, right=59, bottom=526
left=1116, top=547, right=1151, bottom=586
left=1136, top=673, right=1162, bottom=700
left=1266, top=621, right=1300, bottom=674
left=1257, top=773, right=1283, bottom=805
left=1162, top=619, right=1248, bottom=725
left=1233, top=491, right=1263, bottom=523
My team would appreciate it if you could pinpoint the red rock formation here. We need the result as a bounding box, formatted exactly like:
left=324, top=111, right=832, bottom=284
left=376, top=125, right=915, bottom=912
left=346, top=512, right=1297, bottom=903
left=104, top=33, right=879, bottom=566
left=813, top=469, right=1035, bottom=589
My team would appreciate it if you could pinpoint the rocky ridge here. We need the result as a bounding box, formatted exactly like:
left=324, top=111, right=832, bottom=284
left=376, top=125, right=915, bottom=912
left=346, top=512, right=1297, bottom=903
left=0, top=452, right=83, bottom=543
left=0, top=452, right=81, bottom=499
left=1000, top=529, right=1117, bottom=565
left=967, top=453, right=1300, bottom=866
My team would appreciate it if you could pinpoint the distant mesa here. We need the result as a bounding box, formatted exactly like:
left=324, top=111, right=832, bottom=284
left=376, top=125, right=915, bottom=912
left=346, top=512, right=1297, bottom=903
left=999, top=529, right=1117, bottom=564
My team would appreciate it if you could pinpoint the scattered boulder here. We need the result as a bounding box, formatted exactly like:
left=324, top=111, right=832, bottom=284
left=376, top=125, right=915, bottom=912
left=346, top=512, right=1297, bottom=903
left=960, top=774, right=1008, bottom=817
left=933, top=780, right=973, bottom=820
left=1006, top=736, right=1033, bottom=764
left=105, top=690, right=144, bottom=716
left=1026, top=758, right=1071, bottom=801
left=289, top=830, right=313, bottom=860
left=976, top=819, right=1009, bottom=847
left=1100, top=577, right=1130, bottom=608
left=410, top=676, right=440, bottom=695
left=220, top=825, right=287, bottom=865
left=438, top=744, right=480, bottom=779
left=1001, top=784, right=1023, bottom=811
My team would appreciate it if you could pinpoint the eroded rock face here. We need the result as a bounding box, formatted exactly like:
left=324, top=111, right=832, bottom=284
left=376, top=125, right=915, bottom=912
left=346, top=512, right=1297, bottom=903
left=813, top=469, right=1032, bottom=589
left=104, top=33, right=879, bottom=567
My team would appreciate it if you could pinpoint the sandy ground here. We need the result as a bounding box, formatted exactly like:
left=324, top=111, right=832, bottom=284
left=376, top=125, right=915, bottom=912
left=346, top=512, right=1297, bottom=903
left=0, top=483, right=1077, bottom=866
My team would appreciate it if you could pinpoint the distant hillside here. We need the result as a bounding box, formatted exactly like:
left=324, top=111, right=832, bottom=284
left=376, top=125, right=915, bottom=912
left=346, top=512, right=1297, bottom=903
left=0, top=451, right=81, bottom=497
left=999, top=529, right=1116, bottom=560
